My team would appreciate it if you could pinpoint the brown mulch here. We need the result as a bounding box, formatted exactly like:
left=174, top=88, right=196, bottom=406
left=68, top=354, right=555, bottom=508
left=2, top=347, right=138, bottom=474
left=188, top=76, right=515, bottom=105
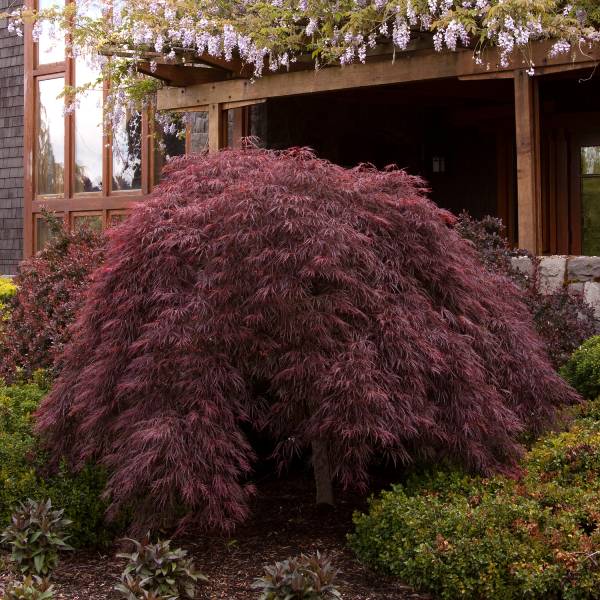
left=0, top=474, right=429, bottom=599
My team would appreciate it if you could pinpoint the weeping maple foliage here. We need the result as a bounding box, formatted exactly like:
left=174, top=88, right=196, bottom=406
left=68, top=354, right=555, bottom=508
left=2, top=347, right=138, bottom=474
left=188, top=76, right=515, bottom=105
left=37, top=148, right=579, bottom=532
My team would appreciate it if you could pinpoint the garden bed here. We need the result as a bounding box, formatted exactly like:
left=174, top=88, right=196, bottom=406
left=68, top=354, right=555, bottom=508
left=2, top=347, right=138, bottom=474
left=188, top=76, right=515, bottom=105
left=0, top=474, right=426, bottom=600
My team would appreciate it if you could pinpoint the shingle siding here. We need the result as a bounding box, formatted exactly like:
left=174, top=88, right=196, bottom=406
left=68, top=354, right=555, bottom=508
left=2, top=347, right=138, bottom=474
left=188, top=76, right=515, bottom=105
left=0, top=0, right=23, bottom=274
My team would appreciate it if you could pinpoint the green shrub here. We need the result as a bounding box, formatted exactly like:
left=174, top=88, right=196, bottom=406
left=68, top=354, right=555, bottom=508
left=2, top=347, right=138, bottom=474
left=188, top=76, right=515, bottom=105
left=0, top=276, right=16, bottom=312
left=0, top=380, right=118, bottom=548
left=252, top=552, right=341, bottom=600
left=349, top=415, right=600, bottom=600
left=2, top=576, right=55, bottom=600
left=1, top=499, right=72, bottom=576
left=115, top=536, right=206, bottom=600
left=561, top=336, right=600, bottom=399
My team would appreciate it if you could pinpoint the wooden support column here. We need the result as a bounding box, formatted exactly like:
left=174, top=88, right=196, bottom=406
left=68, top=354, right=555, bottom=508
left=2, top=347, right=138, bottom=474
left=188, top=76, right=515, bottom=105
left=514, top=70, right=542, bottom=254
left=231, top=107, right=249, bottom=149
left=208, top=103, right=225, bottom=153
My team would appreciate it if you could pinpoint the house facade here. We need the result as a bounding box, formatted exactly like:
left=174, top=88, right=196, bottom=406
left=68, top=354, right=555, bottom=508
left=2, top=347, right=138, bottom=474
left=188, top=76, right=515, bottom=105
left=1, top=3, right=600, bottom=279
left=0, top=0, right=24, bottom=274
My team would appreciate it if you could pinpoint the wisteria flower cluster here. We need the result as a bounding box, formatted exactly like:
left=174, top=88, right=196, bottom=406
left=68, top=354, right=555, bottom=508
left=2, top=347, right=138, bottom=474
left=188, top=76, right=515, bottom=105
left=3, top=0, right=600, bottom=128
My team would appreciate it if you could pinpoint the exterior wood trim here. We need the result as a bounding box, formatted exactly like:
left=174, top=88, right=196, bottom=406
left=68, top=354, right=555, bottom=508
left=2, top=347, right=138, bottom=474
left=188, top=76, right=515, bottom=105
left=22, top=8, right=183, bottom=257
left=23, top=0, right=34, bottom=258
left=208, top=103, right=225, bottom=153
left=514, top=70, right=542, bottom=254
left=158, top=42, right=600, bottom=111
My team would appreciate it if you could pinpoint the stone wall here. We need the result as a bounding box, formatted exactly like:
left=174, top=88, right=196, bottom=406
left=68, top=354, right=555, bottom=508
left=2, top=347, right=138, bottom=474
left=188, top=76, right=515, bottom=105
left=512, top=255, right=600, bottom=318
left=0, top=0, right=23, bottom=275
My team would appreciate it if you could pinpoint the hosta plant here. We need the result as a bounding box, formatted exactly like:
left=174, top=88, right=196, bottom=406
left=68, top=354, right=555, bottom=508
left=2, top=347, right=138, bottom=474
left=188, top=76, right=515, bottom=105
left=2, top=577, right=55, bottom=600
left=0, top=499, right=72, bottom=577
left=252, top=552, right=341, bottom=600
left=115, top=536, right=206, bottom=600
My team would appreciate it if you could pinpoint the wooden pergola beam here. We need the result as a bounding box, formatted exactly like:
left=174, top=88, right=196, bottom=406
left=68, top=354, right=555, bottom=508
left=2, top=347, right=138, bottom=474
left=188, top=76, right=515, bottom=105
left=101, top=44, right=242, bottom=74
left=136, top=63, right=227, bottom=87
left=157, top=41, right=600, bottom=111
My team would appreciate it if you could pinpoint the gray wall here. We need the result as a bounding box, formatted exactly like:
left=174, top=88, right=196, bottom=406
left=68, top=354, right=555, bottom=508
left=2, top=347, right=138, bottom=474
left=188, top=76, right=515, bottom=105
left=0, top=0, right=23, bottom=275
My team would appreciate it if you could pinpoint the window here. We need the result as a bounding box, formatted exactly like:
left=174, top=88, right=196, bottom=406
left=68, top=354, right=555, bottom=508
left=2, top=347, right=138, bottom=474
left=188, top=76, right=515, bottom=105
left=25, top=0, right=187, bottom=255
left=36, top=77, right=65, bottom=196
left=112, top=111, right=142, bottom=192
left=35, top=214, right=63, bottom=252
left=581, top=146, right=600, bottom=256
left=36, top=0, right=65, bottom=65
left=153, top=115, right=187, bottom=185
left=73, top=213, right=103, bottom=231
left=74, top=57, right=103, bottom=193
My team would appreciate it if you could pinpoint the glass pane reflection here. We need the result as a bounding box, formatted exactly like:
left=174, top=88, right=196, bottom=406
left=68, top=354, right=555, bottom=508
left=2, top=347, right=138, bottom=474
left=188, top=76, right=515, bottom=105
left=112, top=112, right=142, bottom=191
left=37, top=0, right=65, bottom=65
left=36, top=216, right=63, bottom=252
left=36, top=77, right=65, bottom=196
left=582, top=147, right=600, bottom=176
left=73, top=214, right=103, bottom=232
left=74, top=58, right=103, bottom=193
left=154, top=116, right=186, bottom=185
left=108, top=212, right=128, bottom=227
left=582, top=178, right=600, bottom=256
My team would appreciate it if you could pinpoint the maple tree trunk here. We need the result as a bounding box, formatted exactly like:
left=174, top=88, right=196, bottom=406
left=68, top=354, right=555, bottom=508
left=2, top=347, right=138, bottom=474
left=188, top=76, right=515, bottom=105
left=312, top=439, right=334, bottom=506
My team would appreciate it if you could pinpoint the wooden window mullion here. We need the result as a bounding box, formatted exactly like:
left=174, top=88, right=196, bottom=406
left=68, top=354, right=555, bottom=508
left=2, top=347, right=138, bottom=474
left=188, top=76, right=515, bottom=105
left=141, top=111, right=150, bottom=196
left=64, top=52, right=73, bottom=200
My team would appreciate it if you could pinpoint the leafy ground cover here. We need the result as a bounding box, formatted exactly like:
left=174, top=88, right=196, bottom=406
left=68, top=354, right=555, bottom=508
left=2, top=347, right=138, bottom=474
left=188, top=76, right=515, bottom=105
left=0, top=475, right=427, bottom=600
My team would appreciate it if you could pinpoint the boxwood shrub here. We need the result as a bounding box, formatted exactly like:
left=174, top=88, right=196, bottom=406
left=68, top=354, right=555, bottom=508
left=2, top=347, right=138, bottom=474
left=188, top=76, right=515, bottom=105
left=0, top=377, right=117, bottom=547
left=0, top=276, right=16, bottom=308
left=349, top=404, right=600, bottom=600
left=561, top=336, right=600, bottom=400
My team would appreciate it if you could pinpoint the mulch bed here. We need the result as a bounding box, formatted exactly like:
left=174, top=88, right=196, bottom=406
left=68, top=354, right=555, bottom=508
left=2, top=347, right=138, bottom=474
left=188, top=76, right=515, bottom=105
left=0, top=474, right=429, bottom=599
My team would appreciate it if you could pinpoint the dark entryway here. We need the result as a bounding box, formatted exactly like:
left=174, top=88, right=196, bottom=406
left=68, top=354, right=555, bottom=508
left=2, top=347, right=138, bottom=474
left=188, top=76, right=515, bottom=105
left=540, top=72, right=600, bottom=255
left=261, top=77, right=518, bottom=242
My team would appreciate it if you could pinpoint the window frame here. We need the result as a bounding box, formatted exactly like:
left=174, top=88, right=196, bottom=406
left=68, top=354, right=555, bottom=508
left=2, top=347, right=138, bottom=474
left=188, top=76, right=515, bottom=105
left=578, top=141, right=600, bottom=256
left=23, top=0, right=172, bottom=256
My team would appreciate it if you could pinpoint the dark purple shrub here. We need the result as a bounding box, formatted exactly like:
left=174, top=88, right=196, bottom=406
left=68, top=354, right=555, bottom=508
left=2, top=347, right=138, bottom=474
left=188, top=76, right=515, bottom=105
left=36, top=148, right=579, bottom=533
left=0, top=217, right=105, bottom=381
left=454, top=213, right=529, bottom=275
left=455, top=212, right=597, bottom=368
left=526, top=290, right=597, bottom=369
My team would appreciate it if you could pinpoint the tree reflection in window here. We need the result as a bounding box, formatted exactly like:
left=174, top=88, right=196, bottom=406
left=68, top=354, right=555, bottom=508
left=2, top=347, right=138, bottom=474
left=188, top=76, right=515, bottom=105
left=74, top=58, right=103, bottom=193
left=154, top=114, right=186, bottom=185
left=36, top=77, right=65, bottom=196
left=36, top=0, right=64, bottom=65
left=36, top=215, right=63, bottom=252
left=112, top=111, right=142, bottom=191
left=73, top=214, right=102, bottom=232
left=581, top=146, right=600, bottom=256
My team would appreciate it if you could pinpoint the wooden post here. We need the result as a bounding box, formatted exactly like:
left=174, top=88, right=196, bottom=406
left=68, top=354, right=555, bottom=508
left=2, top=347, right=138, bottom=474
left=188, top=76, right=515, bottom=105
left=514, top=70, right=542, bottom=254
left=208, top=103, right=225, bottom=153
left=231, top=107, right=249, bottom=149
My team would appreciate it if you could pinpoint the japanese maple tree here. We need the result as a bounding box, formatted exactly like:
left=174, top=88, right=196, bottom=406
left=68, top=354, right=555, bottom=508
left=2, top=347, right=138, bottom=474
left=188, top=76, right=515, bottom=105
left=37, top=148, right=579, bottom=532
